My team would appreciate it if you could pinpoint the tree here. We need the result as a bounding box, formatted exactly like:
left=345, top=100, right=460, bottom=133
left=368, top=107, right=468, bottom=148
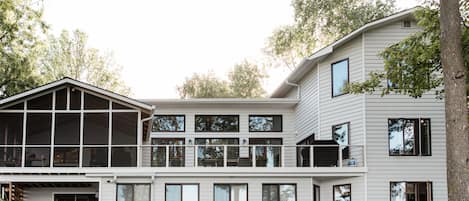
left=177, top=61, right=267, bottom=98
left=0, top=0, right=47, bottom=98
left=38, top=30, right=131, bottom=95
left=229, top=61, right=266, bottom=98
left=265, top=0, right=395, bottom=69
left=345, top=3, right=469, bottom=200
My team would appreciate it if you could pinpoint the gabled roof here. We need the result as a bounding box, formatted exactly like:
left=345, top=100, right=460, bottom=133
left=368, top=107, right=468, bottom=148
left=270, top=7, right=418, bottom=98
left=0, top=77, right=154, bottom=111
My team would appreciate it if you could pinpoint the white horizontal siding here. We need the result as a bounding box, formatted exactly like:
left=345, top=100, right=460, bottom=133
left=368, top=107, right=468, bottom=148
left=294, top=66, right=319, bottom=141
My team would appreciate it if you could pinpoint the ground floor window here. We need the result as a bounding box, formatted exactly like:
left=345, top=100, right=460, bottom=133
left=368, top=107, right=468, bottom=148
left=166, top=184, right=199, bottom=201
left=333, top=184, right=351, bottom=201
left=390, top=182, right=432, bottom=201
left=313, top=184, right=320, bottom=201
left=117, top=184, right=151, bottom=201
left=54, top=194, right=97, bottom=201
left=214, top=184, right=247, bottom=201
left=262, top=184, right=296, bottom=201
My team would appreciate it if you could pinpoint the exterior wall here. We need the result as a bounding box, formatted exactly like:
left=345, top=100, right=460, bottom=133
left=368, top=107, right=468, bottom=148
left=294, top=67, right=319, bottom=141
left=24, top=187, right=98, bottom=201
left=364, top=20, right=448, bottom=200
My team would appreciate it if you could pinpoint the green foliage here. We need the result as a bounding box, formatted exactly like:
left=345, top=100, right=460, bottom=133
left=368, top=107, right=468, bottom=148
left=0, top=0, right=47, bottom=98
left=265, top=0, right=396, bottom=68
left=38, top=30, right=131, bottom=95
left=177, top=61, right=267, bottom=98
left=346, top=5, right=469, bottom=98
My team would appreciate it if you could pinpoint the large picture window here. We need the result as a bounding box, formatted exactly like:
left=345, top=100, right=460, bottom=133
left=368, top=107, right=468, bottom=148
left=390, top=182, right=432, bottom=201
left=262, top=184, right=296, bottom=201
left=214, top=184, right=247, bottom=201
left=166, top=184, right=199, bottom=201
left=249, top=115, right=282, bottom=132
left=151, top=138, right=185, bottom=167
left=388, top=118, right=431, bottom=156
left=333, top=184, right=351, bottom=201
left=117, top=184, right=151, bottom=201
left=195, top=115, right=239, bottom=132
left=153, top=115, right=185, bottom=132
left=331, top=59, right=349, bottom=97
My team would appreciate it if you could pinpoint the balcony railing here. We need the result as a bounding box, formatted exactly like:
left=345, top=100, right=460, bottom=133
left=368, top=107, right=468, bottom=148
left=141, top=145, right=365, bottom=168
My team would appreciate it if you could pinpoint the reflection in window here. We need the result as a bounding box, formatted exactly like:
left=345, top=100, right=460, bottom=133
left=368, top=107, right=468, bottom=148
left=249, top=115, right=282, bottom=132
left=54, top=113, right=80, bottom=145
left=111, top=147, right=137, bottom=167
left=390, top=182, right=432, bottom=201
left=332, top=59, right=349, bottom=97
left=82, top=147, right=108, bottom=167
left=195, top=138, right=239, bottom=167
left=112, top=112, right=138, bottom=145
left=151, top=138, right=185, bottom=167
left=166, top=184, right=199, bottom=201
left=250, top=138, right=282, bottom=167
left=332, top=122, right=350, bottom=160
left=152, top=115, right=185, bottom=132
left=26, top=113, right=52, bottom=145
left=25, top=147, right=50, bottom=167
left=53, top=147, right=79, bottom=167
left=195, top=115, right=239, bottom=132
left=333, top=184, right=351, bottom=201
left=84, top=113, right=109, bottom=145
left=117, top=184, right=151, bottom=201
left=388, top=118, right=431, bottom=156
left=262, top=184, right=296, bottom=201
left=0, top=147, right=22, bottom=167
left=214, top=184, right=247, bottom=201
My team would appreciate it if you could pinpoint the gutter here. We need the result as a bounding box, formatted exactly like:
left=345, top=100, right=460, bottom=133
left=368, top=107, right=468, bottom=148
left=285, top=80, right=300, bottom=99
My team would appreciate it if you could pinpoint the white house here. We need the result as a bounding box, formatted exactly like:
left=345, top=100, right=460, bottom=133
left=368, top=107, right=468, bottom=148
left=0, top=8, right=446, bottom=201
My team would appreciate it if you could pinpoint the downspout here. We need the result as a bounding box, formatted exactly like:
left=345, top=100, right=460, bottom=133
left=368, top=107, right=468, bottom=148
left=285, top=80, right=301, bottom=99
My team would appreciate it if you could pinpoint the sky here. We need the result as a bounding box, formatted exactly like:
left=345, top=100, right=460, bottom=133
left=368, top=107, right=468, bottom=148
left=42, top=0, right=420, bottom=99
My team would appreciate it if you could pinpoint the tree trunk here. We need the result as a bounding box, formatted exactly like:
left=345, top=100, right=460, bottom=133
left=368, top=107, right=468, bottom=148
left=440, top=0, right=469, bottom=200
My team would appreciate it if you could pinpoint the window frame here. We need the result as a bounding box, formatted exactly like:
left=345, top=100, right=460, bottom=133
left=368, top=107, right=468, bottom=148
left=115, top=183, right=151, bottom=201
left=165, top=183, right=200, bottom=201
left=389, top=181, right=433, bottom=201
left=332, top=183, right=351, bottom=201
left=387, top=118, right=432, bottom=156
left=331, top=122, right=351, bottom=146
left=313, top=184, right=320, bottom=201
left=213, top=183, right=249, bottom=201
left=248, top=115, right=283, bottom=132
left=261, top=183, right=297, bottom=201
left=194, top=115, right=240, bottom=133
left=152, top=115, right=186, bottom=132
left=331, top=58, right=350, bottom=98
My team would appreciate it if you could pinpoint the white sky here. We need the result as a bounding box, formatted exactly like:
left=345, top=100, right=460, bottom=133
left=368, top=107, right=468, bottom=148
left=42, top=0, right=420, bottom=99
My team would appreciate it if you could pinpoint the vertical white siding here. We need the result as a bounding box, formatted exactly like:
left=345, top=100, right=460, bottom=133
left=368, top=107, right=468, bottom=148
left=364, top=20, right=448, bottom=200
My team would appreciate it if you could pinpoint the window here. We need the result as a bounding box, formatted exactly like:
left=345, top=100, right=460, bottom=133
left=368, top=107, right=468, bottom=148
left=83, top=147, right=108, bottom=167
left=390, top=182, right=432, bottom=201
left=54, top=194, right=97, bottom=201
left=331, top=59, right=349, bottom=97
left=111, top=147, right=137, bottom=167
left=166, top=184, right=199, bottom=201
left=25, top=147, right=50, bottom=167
left=195, top=138, right=239, bottom=167
left=152, top=115, right=185, bottom=132
left=70, top=89, right=81, bottom=110
left=262, top=184, right=296, bottom=201
left=27, top=93, right=52, bottom=110
left=332, top=122, right=350, bottom=160
left=249, top=115, right=282, bottom=132
left=388, top=118, right=431, bottom=156
left=195, top=115, right=239, bottom=132
left=117, top=184, right=151, bottom=201
left=26, top=113, right=52, bottom=145
left=313, top=185, right=320, bottom=201
left=112, top=112, right=138, bottom=145
left=55, top=88, right=67, bottom=110
left=0, top=113, right=23, bottom=145
left=84, top=113, right=109, bottom=145
left=54, top=113, right=80, bottom=145
left=333, top=184, right=351, bottom=201
left=214, top=184, right=247, bottom=201
left=84, top=93, right=109, bottom=110
left=250, top=138, right=282, bottom=167
left=53, top=147, right=79, bottom=167
left=152, top=138, right=185, bottom=167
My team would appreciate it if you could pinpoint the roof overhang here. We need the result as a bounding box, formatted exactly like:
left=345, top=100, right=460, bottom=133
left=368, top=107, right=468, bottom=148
left=141, top=98, right=299, bottom=108
left=270, top=7, right=418, bottom=98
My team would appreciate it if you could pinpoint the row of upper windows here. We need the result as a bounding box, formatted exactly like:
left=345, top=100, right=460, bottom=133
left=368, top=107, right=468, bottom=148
left=115, top=181, right=433, bottom=201
left=152, top=115, right=283, bottom=133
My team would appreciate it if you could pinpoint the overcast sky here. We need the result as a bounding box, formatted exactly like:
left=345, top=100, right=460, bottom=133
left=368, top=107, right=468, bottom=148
left=42, top=0, right=420, bottom=99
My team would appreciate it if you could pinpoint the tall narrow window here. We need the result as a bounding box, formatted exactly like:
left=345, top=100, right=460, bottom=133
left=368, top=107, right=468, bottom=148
left=117, top=184, right=151, bottom=201
left=313, top=185, right=320, bottom=201
left=390, top=182, right=432, bottom=201
left=214, top=184, right=247, bottom=201
left=332, top=122, right=350, bottom=159
left=152, top=115, right=185, bottom=132
left=195, top=115, right=239, bottom=132
left=249, top=115, right=282, bottom=132
left=0, top=113, right=23, bottom=167
left=55, top=89, right=67, bottom=110
left=262, top=184, right=296, bottom=201
left=165, top=184, right=199, bottom=201
left=388, top=118, right=431, bottom=156
left=331, top=59, right=349, bottom=97
left=333, top=184, right=351, bottom=201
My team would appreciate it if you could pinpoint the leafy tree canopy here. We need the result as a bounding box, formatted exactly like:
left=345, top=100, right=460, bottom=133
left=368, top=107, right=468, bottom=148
left=177, top=60, right=267, bottom=98
left=345, top=3, right=469, bottom=98
left=265, top=0, right=396, bottom=69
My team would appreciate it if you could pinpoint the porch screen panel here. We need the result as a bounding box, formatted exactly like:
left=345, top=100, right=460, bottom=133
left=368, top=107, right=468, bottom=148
left=0, top=113, right=23, bottom=167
